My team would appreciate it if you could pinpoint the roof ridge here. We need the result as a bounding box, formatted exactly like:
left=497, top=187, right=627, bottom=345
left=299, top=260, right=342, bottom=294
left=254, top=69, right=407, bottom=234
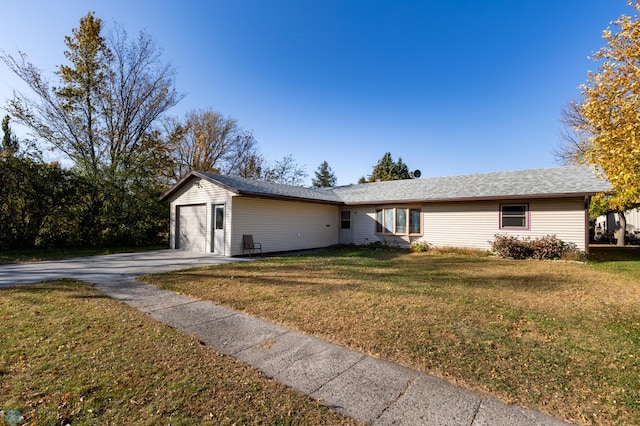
left=161, top=165, right=610, bottom=204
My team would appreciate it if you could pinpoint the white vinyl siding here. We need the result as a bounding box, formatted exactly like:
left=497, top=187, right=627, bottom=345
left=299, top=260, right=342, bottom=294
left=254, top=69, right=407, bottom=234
left=626, top=208, right=640, bottom=230
left=351, top=207, right=380, bottom=245
left=166, top=176, right=589, bottom=255
left=168, top=177, right=234, bottom=253
left=423, top=198, right=587, bottom=251
left=230, top=197, right=339, bottom=256
left=348, top=198, right=587, bottom=251
left=351, top=207, right=415, bottom=247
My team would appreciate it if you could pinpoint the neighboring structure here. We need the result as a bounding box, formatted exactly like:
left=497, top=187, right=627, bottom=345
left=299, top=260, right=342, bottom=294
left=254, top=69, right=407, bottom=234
left=594, top=208, right=640, bottom=243
left=159, top=165, right=611, bottom=256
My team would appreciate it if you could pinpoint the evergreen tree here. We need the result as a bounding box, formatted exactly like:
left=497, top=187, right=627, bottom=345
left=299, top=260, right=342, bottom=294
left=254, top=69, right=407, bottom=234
left=1, top=115, right=19, bottom=156
left=312, top=160, right=337, bottom=187
left=367, top=152, right=413, bottom=182
left=394, top=157, right=411, bottom=180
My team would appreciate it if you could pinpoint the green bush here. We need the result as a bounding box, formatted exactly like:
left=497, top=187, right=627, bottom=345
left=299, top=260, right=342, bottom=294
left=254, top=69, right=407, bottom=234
left=409, top=241, right=430, bottom=253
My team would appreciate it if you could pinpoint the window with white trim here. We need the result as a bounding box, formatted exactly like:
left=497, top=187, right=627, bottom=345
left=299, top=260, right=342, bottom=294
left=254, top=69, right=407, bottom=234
left=500, top=204, right=528, bottom=229
left=340, top=210, right=351, bottom=229
left=375, top=207, right=422, bottom=235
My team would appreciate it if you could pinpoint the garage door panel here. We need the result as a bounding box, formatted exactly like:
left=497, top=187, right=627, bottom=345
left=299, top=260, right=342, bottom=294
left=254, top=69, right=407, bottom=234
left=177, top=205, right=206, bottom=251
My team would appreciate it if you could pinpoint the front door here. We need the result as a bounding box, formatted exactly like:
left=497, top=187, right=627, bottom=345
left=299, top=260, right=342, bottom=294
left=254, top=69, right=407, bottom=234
left=213, top=204, right=225, bottom=255
left=339, top=210, right=352, bottom=244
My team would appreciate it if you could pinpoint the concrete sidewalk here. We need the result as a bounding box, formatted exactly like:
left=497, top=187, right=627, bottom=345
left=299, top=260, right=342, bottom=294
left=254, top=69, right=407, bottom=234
left=95, top=277, right=568, bottom=426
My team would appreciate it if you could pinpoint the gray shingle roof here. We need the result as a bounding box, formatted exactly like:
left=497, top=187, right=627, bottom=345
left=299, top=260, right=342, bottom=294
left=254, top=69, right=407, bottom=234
left=197, top=172, right=343, bottom=203
left=330, top=165, right=612, bottom=203
left=161, top=166, right=611, bottom=204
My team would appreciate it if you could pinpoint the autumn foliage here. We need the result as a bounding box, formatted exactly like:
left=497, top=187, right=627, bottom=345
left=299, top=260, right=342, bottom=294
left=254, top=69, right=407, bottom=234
left=577, top=3, right=640, bottom=211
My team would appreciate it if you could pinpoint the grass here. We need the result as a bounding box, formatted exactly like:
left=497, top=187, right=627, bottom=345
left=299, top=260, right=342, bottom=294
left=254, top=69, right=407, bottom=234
left=142, top=246, right=640, bottom=426
left=588, top=246, right=640, bottom=280
left=0, top=245, right=167, bottom=265
left=0, top=279, right=356, bottom=425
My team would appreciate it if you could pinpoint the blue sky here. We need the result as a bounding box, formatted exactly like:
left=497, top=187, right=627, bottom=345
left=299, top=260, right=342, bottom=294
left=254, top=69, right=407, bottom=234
left=0, top=1, right=632, bottom=185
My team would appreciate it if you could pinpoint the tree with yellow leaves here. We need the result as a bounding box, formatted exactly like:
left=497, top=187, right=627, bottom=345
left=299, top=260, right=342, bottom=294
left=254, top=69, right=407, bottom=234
left=558, top=2, right=640, bottom=245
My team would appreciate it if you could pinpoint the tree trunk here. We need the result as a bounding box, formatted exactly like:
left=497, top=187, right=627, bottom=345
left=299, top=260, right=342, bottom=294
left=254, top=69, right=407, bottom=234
left=616, top=210, right=627, bottom=246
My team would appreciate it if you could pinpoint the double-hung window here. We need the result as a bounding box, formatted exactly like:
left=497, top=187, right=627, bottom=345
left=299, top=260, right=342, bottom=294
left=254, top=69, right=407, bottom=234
left=375, top=207, right=422, bottom=235
left=340, top=211, right=351, bottom=229
left=500, top=204, right=529, bottom=229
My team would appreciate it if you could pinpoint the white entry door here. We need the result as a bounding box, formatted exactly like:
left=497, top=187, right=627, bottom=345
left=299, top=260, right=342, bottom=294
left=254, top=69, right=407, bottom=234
left=339, top=210, right=352, bottom=244
left=213, top=204, right=225, bottom=255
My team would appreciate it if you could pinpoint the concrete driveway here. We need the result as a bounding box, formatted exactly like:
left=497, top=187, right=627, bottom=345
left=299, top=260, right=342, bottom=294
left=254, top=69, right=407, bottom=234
left=0, top=249, right=246, bottom=288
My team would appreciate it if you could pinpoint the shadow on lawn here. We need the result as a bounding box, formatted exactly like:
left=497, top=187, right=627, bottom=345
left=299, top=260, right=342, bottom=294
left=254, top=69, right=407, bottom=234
left=589, top=245, right=640, bottom=262
left=158, top=254, right=579, bottom=297
left=0, top=278, right=95, bottom=294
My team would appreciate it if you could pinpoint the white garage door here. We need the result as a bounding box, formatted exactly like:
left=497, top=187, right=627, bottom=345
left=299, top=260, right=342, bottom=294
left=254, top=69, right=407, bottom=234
left=177, top=205, right=207, bottom=251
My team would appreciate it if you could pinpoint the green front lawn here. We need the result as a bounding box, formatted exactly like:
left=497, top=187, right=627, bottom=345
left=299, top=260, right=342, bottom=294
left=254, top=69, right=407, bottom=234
left=143, top=246, right=640, bottom=425
left=0, top=279, right=355, bottom=425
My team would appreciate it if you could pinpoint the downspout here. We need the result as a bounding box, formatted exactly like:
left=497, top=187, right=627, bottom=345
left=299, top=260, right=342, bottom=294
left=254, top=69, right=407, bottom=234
left=585, top=196, right=591, bottom=257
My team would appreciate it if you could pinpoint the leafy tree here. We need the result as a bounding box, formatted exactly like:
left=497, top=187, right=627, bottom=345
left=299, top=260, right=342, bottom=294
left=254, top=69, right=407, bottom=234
left=1, top=12, right=180, bottom=247
left=311, top=160, right=337, bottom=187
left=557, top=3, right=640, bottom=245
left=0, top=157, right=84, bottom=249
left=262, top=154, right=308, bottom=186
left=237, top=153, right=265, bottom=179
left=555, top=100, right=590, bottom=164
left=2, top=12, right=181, bottom=176
left=365, top=152, right=413, bottom=182
left=1, top=115, right=19, bottom=156
left=167, top=109, right=260, bottom=181
left=102, top=24, right=182, bottom=172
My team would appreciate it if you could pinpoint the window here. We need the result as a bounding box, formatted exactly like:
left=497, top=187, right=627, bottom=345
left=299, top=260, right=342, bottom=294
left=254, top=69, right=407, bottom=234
left=215, top=206, right=224, bottom=230
left=409, top=208, right=421, bottom=234
left=375, top=207, right=422, bottom=235
left=500, top=204, right=528, bottom=229
left=396, top=208, right=407, bottom=234
left=384, top=208, right=394, bottom=233
left=340, top=211, right=351, bottom=229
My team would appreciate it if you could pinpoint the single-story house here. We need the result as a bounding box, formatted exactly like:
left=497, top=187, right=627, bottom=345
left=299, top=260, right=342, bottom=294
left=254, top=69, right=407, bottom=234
left=159, top=165, right=611, bottom=256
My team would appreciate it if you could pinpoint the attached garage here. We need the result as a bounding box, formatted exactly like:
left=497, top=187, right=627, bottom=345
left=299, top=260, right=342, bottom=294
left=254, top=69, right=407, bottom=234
left=176, top=204, right=207, bottom=251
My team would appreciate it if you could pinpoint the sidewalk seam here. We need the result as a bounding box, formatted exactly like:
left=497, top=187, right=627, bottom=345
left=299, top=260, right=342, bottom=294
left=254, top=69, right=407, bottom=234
left=374, top=376, right=417, bottom=422
left=143, top=298, right=202, bottom=313
left=309, top=353, right=367, bottom=396
left=469, top=395, right=485, bottom=425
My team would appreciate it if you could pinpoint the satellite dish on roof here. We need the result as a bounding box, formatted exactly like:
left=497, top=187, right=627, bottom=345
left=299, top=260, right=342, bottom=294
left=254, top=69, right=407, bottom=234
left=413, top=169, right=422, bottom=178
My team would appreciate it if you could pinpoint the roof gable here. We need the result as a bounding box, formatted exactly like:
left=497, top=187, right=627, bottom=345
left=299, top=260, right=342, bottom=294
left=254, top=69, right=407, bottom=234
left=160, top=166, right=611, bottom=204
left=159, top=171, right=342, bottom=203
